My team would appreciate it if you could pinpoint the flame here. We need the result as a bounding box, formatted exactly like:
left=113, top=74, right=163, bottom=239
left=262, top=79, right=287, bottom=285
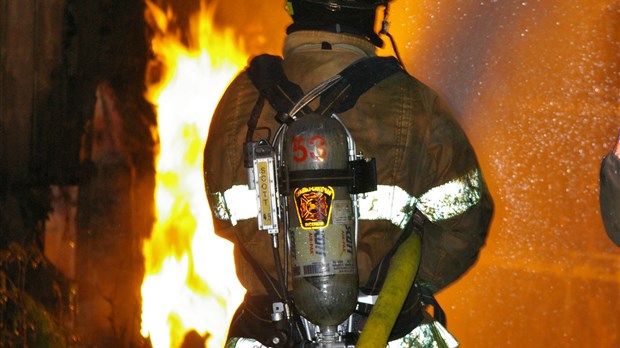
left=141, top=1, right=247, bottom=347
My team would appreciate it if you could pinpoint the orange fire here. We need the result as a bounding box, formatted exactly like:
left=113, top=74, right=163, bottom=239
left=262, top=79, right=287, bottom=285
left=140, top=1, right=247, bottom=347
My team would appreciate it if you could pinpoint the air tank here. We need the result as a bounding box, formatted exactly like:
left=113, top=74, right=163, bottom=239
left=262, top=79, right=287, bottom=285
left=283, top=112, right=358, bottom=329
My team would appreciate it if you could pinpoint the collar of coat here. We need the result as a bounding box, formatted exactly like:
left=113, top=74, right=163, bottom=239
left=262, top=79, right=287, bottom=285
left=283, top=30, right=377, bottom=59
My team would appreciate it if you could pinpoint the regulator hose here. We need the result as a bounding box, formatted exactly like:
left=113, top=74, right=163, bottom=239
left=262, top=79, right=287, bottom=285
left=356, top=231, right=422, bottom=348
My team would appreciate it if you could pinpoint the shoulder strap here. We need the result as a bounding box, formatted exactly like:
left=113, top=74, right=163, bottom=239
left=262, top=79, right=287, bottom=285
left=247, top=54, right=311, bottom=124
left=246, top=54, right=404, bottom=122
left=316, top=56, right=403, bottom=116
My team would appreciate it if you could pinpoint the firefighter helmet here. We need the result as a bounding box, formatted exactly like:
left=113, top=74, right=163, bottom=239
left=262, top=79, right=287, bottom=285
left=286, top=0, right=391, bottom=14
left=303, top=0, right=389, bottom=10
left=285, top=0, right=395, bottom=47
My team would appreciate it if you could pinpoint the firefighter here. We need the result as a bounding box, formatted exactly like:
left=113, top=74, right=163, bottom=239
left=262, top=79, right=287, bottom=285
left=203, top=0, right=494, bottom=346
left=600, top=132, right=620, bottom=247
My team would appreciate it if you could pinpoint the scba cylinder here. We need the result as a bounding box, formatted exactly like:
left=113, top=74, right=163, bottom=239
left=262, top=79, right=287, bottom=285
left=283, top=112, right=358, bottom=327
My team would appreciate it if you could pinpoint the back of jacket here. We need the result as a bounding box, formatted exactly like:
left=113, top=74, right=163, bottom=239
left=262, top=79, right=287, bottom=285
left=204, top=30, right=494, bottom=297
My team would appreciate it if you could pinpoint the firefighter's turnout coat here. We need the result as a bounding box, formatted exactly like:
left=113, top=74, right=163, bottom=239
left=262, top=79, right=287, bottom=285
left=204, top=30, right=494, bottom=318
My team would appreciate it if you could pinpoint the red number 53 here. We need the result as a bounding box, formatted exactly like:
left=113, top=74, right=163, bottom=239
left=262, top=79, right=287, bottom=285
left=293, top=135, right=326, bottom=162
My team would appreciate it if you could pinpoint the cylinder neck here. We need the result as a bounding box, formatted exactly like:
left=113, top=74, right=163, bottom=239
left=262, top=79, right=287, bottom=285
left=316, top=325, right=343, bottom=345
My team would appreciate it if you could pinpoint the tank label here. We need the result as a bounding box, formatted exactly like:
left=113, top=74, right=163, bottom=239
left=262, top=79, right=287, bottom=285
left=331, top=200, right=352, bottom=225
left=293, top=186, right=335, bottom=230
left=292, top=225, right=357, bottom=278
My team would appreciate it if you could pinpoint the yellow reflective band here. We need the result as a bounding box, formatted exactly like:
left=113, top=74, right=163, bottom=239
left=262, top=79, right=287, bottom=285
left=357, top=185, right=417, bottom=228
left=357, top=168, right=482, bottom=224
left=416, top=168, right=482, bottom=222
left=285, top=1, right=294, bottom=16
left=211, top=168, right=482, bottom=226
left=226, top=337, right=268, bottom=348
left=387, top=313, right=459, bottom=347
left=210, top=185, right=258, bottom=226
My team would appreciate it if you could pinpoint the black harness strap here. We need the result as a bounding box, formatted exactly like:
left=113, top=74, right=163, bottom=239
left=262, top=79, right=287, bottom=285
left=246, top=54, right=404, bottom=126
left=247, top=54, right=312, bottom=125
left=316, top=56, right=402, bottom=116
left=287, top=168, right=351, bottom=189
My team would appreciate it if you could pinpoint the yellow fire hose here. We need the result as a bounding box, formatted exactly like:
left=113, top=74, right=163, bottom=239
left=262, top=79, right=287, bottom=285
left=356, top=231, right=422, bottom=348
